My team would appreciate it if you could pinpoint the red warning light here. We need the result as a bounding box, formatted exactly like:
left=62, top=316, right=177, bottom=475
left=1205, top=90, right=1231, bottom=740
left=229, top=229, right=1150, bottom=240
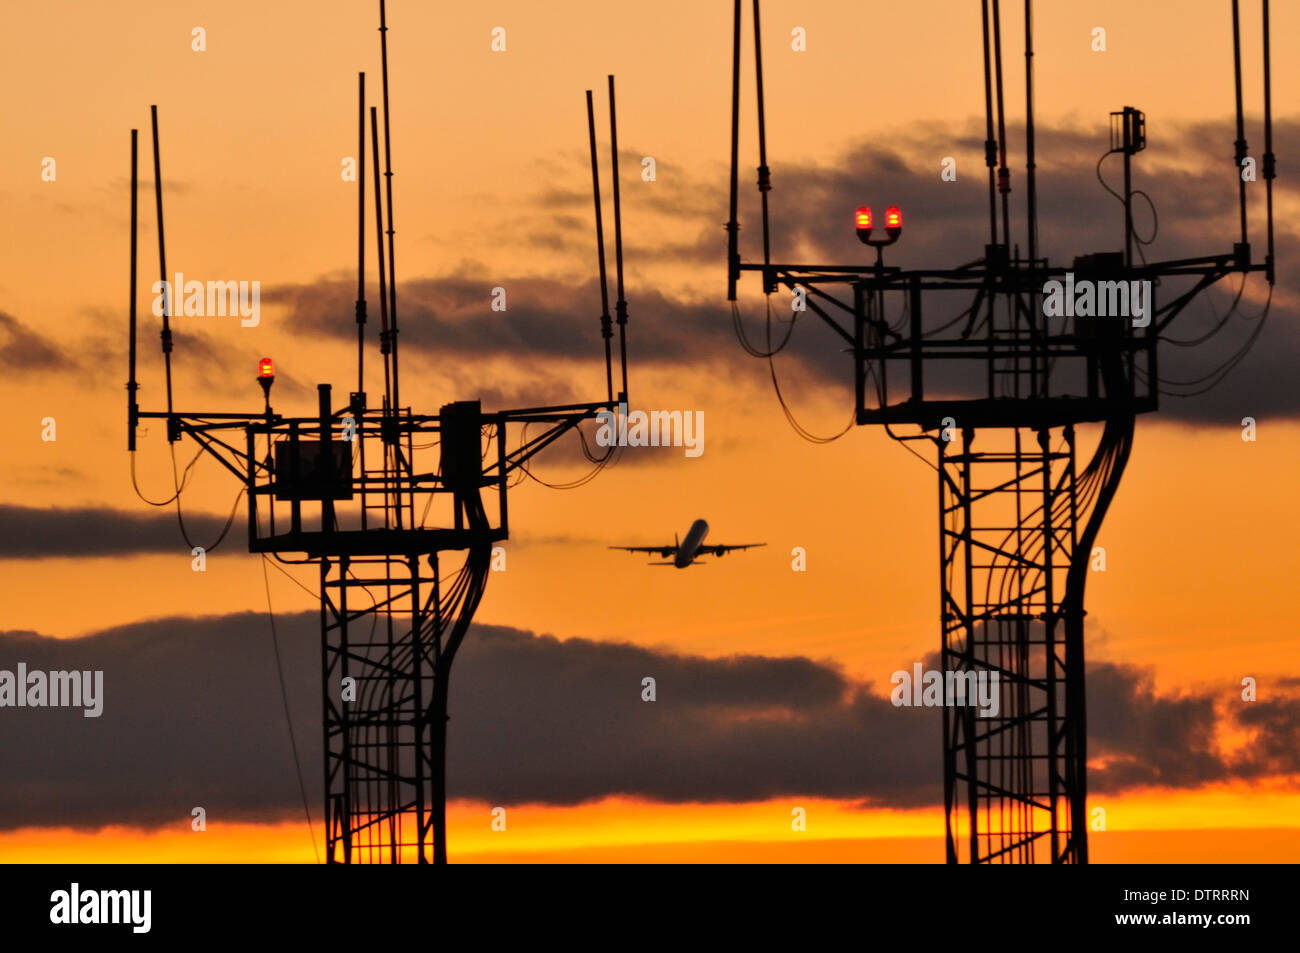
left=258, top=357, right=274, bottom=379
left=855, top=206, right=873, bottom=244
left=857, top=204, right=903, bottom=247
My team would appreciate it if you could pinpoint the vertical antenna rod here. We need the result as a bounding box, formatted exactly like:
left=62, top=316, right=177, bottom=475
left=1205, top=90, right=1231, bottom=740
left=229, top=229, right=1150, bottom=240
left=727, top=0, right=742, bottom=300
left=586, top=89, right=614, bottom=406
left=1025, top=0, right=1040, bottom=394
left=753, top=0, right=772, bottom=283
left=1124, top=110, right=1134, bottom=268
left=356, top=73, right=368, bottom=531
left=371, top=105, right=393, bottom=525
left=379, top=0, right=400, bottom=416
left=371, top=106, right=390, bottom=399
left=1231, top=0, right=1248, bottom=246
left=356, top=72, right=367, bottom=399
left=1024, top=0, right=1037, bottom=271
left=981, top=0, right=998, bottom=248
left=608, top=75, right=629, bottom=404
left=1262, top=0, right=1275, bottom=284
left=150, top=106, right=176, bottom=439
left=992, top=1, right=1012, bottom=253
left=128, top=129, right=139, bottom=451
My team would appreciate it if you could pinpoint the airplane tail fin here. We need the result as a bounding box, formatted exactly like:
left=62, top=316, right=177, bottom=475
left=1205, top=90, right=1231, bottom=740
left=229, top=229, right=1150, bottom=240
left=675, top=532, right=679, bottom=551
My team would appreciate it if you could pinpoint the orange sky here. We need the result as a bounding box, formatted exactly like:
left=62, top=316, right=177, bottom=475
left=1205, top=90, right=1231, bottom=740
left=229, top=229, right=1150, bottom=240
left=5, top=786, right=1300, bottom=863
left=2, top=0, right=1297, bottom=862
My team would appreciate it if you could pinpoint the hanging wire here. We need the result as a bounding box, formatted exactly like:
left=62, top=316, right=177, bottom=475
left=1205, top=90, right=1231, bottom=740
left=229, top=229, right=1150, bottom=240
left=1096, top=150, right=1158, bottom=267
left=762, top=294, right=854, bottom=443
left=1097, top=146, right=1272, bottom=395
left=1149, top=286, right=1274, bottom=396
left=924, top=292, right=982, bottom=339
left=1161, top=273, right=1247, bottom=347
left=516, top=419, right=618, bottom=489
left=131, top=441, right=243, bottom=552
left=732, top=294, right=796, bottom=357
left=260, top=555, right=321, bottom=864
left=885, top=422, right=939, bottom=472
left=130, top=443, right=203, bottom=506
left=266, top=552, right=324, bottom=594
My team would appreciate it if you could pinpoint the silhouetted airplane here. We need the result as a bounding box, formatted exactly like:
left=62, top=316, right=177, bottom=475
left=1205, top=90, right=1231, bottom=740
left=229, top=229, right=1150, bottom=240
left=610, top=518, right=765, bottom=568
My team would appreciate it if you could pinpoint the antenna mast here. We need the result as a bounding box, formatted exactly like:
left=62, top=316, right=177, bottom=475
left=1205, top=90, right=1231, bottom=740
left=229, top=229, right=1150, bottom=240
left=149, top=106, right=176, bottom=441
left=127, top=129, right=139, bottom=451
left=126, top=14, right=635, bottom=865
left=727, top=0, right=1276, bottom=864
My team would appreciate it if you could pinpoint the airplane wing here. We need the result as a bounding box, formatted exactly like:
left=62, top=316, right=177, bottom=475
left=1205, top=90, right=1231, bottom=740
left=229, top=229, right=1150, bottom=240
left=609, top=545, right=677, bottom=559
left=697, top=543, right=767, bottom=556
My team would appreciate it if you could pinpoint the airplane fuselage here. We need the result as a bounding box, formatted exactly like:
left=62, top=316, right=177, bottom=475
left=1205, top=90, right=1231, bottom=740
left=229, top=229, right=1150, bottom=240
left=611, top=517, right=760, bottom=567
left=675, top=518, right=709, bottom=568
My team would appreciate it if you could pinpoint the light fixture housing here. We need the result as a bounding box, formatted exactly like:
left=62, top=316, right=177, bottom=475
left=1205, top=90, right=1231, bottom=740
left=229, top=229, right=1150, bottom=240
left=257, top=357, right=275, bottom=404
left=885, top=205, right=902, bottom=240
left=855, top=206, right=873, bottom=244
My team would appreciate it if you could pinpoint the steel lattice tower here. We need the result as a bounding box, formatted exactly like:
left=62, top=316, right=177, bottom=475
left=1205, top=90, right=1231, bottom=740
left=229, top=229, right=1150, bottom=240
left=126, top=3, right=632, bottom=863
left=727, top=0, right=1275, bottom=862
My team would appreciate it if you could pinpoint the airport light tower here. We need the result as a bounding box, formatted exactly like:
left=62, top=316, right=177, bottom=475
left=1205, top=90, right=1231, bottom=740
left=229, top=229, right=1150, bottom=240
left=126, top=4, right=632, bottom=863
left=727, top=0, right=1275, bottom=862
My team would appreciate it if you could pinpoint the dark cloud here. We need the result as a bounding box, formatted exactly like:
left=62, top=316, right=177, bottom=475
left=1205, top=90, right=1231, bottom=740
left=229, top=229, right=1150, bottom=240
left=450, top=627, right=935, bottom=807
left=0, top=505, right=236, bottom=559
left=1085, top=660, right=1229, bottom=792
left=0, top=312, right=73, bottom=373
left=23, top=303, right=316, bottom=404
left=1233, top=694, right=1300, bottom=777
left=731, top=118, right=1300, bottom=423
left=0, top=616, right=310, bottom=831
left=0, top=616, right=1292, bottom=831
left=266, top=273, right=733, bottom=375
left=17, top=120, right=1286, bottom=427
left=7, top=464, right=87, bottom=488
left=251, top=117, right=1300, bottom=425
left=129, top=323, right=317, bottom=403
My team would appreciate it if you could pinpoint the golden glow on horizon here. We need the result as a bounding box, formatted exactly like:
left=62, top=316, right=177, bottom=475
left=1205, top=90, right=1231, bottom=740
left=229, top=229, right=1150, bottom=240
left=3, top=786, right=1298, bottom=863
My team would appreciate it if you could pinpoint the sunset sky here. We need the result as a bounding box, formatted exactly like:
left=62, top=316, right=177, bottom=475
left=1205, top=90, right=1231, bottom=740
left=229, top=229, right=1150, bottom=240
left=1, top=0, right=1298, bottom=862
